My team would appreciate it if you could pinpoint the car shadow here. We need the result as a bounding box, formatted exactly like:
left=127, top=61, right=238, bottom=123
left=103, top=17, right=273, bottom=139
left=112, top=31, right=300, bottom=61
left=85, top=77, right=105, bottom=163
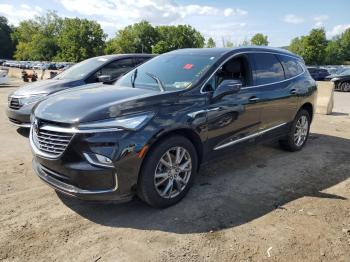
left=16, top=127, right=30, bottom=138
left=59, top=133, right=350, bottom=234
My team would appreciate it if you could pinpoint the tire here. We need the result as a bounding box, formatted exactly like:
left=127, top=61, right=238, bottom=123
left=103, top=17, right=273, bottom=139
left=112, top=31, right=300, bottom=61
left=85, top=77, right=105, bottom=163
left=340, top=82, right=350, bottom=92
left=279, top=109, right=311, bottom=152
left=137, top=135, right=198, bottom=208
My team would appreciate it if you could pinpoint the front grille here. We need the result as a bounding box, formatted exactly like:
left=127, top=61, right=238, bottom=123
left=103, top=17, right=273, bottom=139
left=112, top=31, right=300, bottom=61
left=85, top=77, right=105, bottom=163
left=9, top=97, right=22, bottom=110
left=32, top=126, right=73, bottom=157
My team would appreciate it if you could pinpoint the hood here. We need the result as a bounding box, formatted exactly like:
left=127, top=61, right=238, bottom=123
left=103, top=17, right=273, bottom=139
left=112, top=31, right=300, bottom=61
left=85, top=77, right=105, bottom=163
left=11, top=79, right=82, bottom=97
left=34, top=84, right=164, bottom=124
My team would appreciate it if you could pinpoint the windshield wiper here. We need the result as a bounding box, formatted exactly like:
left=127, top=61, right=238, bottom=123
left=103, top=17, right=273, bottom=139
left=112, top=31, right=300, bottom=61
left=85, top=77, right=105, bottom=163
left=131, top=69, right=138, bottom=88
left=145, top=72, right=165, bottom=92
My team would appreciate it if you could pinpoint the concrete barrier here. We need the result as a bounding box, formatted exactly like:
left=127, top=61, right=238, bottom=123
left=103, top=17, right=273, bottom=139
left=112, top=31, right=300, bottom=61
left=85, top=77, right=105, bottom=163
left=315, top=81, right=334, bottom=115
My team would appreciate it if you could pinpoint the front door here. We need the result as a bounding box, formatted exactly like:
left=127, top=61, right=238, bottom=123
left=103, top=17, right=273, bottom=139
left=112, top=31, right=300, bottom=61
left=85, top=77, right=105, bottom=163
left=204, top=54, right=264, bottom=152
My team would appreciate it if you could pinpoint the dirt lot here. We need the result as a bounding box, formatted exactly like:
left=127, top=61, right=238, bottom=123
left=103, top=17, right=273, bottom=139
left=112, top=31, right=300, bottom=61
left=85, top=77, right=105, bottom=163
left=1, top=80, right=350, bottom=261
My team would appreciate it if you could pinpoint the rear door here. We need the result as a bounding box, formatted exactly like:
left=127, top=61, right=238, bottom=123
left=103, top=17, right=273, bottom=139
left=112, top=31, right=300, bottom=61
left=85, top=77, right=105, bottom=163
left=251, top=53, right=299, bottom=137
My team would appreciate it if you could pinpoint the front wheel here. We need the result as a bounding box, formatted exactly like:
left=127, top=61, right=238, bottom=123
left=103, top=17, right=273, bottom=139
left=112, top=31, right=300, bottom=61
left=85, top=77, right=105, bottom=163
left=279, top=109, right=311, bottom=152
left=137, top=135, right=198, bottom=208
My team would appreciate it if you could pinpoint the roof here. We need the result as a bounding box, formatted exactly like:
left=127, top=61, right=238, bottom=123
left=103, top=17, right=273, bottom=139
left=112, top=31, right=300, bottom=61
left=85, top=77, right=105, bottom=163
left=96, top=54, right=156, bottom=61
left=170, top=46, right=300, bottom=59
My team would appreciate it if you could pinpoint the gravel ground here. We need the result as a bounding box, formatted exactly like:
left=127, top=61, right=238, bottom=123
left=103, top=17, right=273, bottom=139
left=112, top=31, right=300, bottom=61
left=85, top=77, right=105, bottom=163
left=1, top=80, right=350, bottom=261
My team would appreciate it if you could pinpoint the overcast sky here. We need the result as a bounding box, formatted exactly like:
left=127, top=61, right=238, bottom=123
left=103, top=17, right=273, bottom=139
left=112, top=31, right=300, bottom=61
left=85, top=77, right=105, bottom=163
left=1, top=0, right=349, bottom=47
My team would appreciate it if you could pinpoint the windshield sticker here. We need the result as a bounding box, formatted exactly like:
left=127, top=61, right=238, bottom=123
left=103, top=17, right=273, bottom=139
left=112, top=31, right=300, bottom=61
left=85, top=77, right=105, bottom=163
left=210, top=57, right=215, bottom=60
left=174, top=82, right=191, bottom=88
left=183, top=64, right=194, bottom=70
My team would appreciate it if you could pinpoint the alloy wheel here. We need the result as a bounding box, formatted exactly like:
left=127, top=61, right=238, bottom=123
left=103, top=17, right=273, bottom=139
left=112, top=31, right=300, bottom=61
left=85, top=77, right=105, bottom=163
left=154, top=146, right=192, bottom=199
left=294, top=115, right=309, bottom=147
left=341, top=82, right=350, bottom=92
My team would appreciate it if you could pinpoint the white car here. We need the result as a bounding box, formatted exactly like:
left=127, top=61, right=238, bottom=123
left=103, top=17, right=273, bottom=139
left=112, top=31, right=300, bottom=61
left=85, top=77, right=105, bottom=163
left=0, top=69, right=9, bottom=84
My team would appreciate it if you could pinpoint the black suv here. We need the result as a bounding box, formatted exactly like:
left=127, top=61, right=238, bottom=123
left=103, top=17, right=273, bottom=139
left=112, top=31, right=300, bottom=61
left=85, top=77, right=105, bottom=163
left=7, top=54, right=155, bottom=127
left=30, top=47, right=317, bottom=208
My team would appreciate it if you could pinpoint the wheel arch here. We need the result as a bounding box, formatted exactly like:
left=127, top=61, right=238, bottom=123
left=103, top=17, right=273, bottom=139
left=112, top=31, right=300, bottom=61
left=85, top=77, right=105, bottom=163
left=140, top=128, right=204, bottom=175
left=299, top=102, right=314, bottom=122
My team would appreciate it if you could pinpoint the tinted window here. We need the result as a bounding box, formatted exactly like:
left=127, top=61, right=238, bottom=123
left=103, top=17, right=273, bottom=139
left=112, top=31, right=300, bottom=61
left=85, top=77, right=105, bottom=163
left=99, top=58, right=134, bottom=79
left=135, top=57, right=151, bottom=66
left=279, top=55, right=304, bottom=78
left=253, top=53, right=284, bottom=85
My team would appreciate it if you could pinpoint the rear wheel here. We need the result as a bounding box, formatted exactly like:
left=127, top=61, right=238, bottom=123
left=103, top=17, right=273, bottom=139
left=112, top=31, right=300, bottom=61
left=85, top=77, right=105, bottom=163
left=340, top=82, right=350, bottom=92
left=137, top=135, right=198, bottom=208
left=279, top=109, right=310, bottom=152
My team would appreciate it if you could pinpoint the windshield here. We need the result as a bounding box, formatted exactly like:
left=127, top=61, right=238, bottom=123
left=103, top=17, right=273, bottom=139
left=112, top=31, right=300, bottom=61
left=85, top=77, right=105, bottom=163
left=340, top=69, right=350, bottom=76
left=54, top=57, right=108, bottom=80
left=115, top=53, right=218, bottom=91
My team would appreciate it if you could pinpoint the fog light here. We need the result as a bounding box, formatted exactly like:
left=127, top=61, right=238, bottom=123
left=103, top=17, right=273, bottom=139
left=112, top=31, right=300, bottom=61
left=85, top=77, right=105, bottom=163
left=83, top=153, right=114, bottom=168
left=95, top=154, right=112, bottom=164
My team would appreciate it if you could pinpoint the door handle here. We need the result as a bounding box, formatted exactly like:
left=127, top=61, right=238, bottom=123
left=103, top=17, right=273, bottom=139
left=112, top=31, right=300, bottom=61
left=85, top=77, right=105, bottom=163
left=249, top=96, right=259, bottom=102
left=206, top=107, right=222, bottom=112
left=290, top=88, right=298, bottom=95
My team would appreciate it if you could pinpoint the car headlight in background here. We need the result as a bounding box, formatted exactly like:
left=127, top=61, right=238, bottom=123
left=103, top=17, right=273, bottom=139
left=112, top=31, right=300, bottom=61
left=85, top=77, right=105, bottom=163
left=18, top=94, right=48, bottom=105
left=78, top=112, right=155, bottom=131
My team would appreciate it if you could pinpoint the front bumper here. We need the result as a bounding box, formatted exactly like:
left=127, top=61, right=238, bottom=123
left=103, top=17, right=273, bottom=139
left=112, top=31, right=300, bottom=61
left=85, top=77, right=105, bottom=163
left=32, top=159, right=134, bottom=201
left=30, top=122, right=145, bottom=202
left=6, top=104, right=33, bottom=128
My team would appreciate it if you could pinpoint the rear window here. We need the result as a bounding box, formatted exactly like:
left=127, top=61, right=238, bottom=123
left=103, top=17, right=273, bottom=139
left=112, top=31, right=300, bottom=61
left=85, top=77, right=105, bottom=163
left=279, top=55, right=304, bottom=78
left=252, top=53, right=285, bottom=85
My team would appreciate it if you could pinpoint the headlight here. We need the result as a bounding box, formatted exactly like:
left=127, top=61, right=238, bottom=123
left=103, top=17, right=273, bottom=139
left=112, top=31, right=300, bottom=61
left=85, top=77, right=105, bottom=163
left=78, top=112, right=155, bottom=131
left=19, top=94, right=47, bottom=105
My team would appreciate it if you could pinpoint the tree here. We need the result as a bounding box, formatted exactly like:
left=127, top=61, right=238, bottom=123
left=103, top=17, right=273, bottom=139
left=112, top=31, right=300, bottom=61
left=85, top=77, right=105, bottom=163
left=339, top=28, right=350, bottom=62
left=105, top=21, right=159, bottom=54
left=0, top=16, right=15, bottom=58
left=288, top=28, right=327, bottom=65
left=12, top=11, right=62, bottom=61
left=206, top=37, right=216, bottom=48
left=303, top=28, right=327, bottom=65
left=55, top=18, right=106, bottom=62
left=152, top=25, right=205, bottom=54
left=250, top=33, right=269, bottom=46
left=324, top=38, right=343, bottom=65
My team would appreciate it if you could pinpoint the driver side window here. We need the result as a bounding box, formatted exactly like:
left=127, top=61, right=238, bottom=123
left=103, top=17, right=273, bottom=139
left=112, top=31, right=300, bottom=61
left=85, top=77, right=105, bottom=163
left=203, top=55, right=252, bottom=92
left=87, top=58, right=134, bottom=83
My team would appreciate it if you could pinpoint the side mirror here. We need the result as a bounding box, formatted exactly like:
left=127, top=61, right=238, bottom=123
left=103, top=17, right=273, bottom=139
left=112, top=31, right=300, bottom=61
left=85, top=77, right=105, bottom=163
left=213, top=79, right=242, bottom=100
left=97, top=75, right=112, bottom=83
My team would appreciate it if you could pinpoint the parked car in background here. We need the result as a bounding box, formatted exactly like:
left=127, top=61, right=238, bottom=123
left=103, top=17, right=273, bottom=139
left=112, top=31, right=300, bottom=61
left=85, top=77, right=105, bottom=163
left=325, top=68, right=350, bottom=92
left=29, top=47, right=316, bottom=207
left=307, top=67, right=330, bottom=81
left=7, top=54, right=155, bottom=127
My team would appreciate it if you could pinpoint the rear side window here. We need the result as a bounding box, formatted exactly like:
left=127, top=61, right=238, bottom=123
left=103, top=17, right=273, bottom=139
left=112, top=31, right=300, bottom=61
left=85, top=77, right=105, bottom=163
left=278, top=55, right=304, bottom=78
left=252, top=53, right=284, bottom=85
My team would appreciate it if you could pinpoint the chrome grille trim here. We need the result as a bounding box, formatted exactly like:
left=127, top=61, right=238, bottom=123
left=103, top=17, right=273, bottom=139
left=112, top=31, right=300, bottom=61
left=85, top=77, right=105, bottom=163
left=30, top=122, right=74, bottom=159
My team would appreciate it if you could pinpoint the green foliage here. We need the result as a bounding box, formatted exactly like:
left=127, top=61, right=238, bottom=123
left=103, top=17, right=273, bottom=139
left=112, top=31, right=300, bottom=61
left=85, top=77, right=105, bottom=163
left=55, top=18, right=106, bottom=62
left=0, top=16, right=15, bottom=58
left=152, top=25, right=205, bottom=54
left=206, top=37, right=216, bottom=48
left=12, top=11, right=62, bottom=61
left=105, top=21, right=158, bottom=54
left=324, top=38, right=343, bottom=65
left=250, top=33, right=269, bottom=46
left=339, top=28, right=350, bottom=62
